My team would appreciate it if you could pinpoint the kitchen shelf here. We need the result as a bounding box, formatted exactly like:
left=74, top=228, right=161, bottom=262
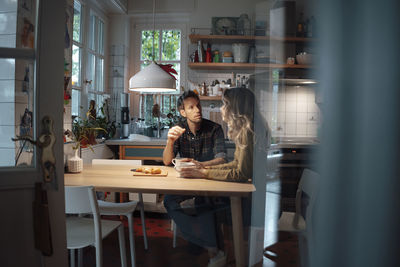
left=188, top=62, right=313, bottom=70
left=189, top=34, right=316, bottom=44
left=199, top=95, right=222, bottom=101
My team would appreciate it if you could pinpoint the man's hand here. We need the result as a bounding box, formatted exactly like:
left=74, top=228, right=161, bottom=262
left=167, top=126, right=186, bottom=142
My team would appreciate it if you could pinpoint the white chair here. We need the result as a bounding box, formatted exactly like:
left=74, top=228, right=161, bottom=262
left=65, top=185, right=127, bottom=267
left=92, top=159, right=148, bottom=267
left=277, top=168, right=320, bottom=266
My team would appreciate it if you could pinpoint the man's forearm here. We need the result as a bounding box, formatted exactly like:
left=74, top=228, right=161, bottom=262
left=163, top=140, right=175, bottom=165
left=201, top=157, right=226, bottom=167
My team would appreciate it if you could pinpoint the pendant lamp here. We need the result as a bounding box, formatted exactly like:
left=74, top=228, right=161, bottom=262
left=129, top=0, right=176, bottom=92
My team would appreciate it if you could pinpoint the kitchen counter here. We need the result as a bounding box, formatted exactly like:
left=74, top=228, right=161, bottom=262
left=105, top=136, right=167, bottom=146
left=273, top=137, right=320, bottom=149
left=105, top=135, right=319, bottom=149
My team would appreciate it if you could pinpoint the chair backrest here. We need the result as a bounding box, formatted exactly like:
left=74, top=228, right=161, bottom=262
left=92, top=159, right=142, bottom=165
left=65, top=185, right=99, bottom=216
left=65, top=186, right=102, bottom=246
left=294, top=168, right=320, bottom=229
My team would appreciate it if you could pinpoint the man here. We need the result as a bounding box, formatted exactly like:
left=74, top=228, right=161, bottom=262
left=163, top=90, right=226, bottom=166
left=163, top=90, right=228, bottom=266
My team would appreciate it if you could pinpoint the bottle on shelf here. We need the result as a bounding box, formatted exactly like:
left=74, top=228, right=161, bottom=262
left=296, top=12, right=305, bottom=37
left=237, top=14, right=251, bottom=35
left=197, top=40, right=205, bottom=62
left=205, top=43, right=212, bottom=63
left=304, top=18, right=310, bottom=38
left=213, top=50, right=220, bottom=63
left=308, top=16, right=316, bottom=37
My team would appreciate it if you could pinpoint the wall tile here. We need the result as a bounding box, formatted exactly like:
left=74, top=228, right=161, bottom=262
left=307, top=124, right=318, bottom=136
left=307, top=112, right=319, bottom=123
left=297, top=102, right=307, bottom=112
left=286, top=112, right=296, bottom=123
left=307, top=102, right=319, bottom=113
left=296, top=123, right=307, bottom=136
left=285, top=123, right=296, bottom=135
left=297, top=91, right=307, bottom=103
left=296, top=112, right=308, bottom=123
left=285, top=101, right=296, bottom=112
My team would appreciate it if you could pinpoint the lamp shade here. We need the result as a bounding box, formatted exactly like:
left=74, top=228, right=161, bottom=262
left=129, top=61, right=176, bottom=92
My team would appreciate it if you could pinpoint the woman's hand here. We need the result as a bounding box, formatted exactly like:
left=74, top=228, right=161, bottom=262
left=178, top=165, right=207, bottom=178
left=180, top=158, right=205, bottom=168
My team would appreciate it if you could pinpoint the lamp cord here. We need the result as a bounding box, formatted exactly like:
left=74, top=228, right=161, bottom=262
left=152, top=0, right=155, bottom=61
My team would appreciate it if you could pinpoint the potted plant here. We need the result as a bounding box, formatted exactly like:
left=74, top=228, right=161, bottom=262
left=64, top=116, right=106, bottom=173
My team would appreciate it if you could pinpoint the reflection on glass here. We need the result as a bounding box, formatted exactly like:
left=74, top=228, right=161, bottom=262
left=73, top=0, right=82, bottom=43
left=89, top=13, right=96, bottom=51
left=87, top=53, right=95, bottom=91
left=72, top=44, right=81, bottom=87
left=96, top=57, right=104, bottom=92
left=0, top=58, right=35, bottom=167
left=162, top=30, right=181, bottom=61
left=141, top=30, right=160, bottom=61
left=71, top=89, right=81, bottom=117
left=98, top=19, right=104, bottom=55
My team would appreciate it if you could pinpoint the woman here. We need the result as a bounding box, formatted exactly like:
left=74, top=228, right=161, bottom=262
left=175, top=87, right=268, bottom=266
left=179, top=87, right=257, bottom=182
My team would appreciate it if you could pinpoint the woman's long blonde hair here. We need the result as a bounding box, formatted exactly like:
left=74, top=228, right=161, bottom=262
left=222, top=87, right=254, bottom=148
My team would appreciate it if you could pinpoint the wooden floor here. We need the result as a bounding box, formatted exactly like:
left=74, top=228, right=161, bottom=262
left=71, top=180, right=300, bottom=267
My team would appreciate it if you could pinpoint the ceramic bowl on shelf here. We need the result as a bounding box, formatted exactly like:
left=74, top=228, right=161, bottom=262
left=296, top=52, right=314, bottom=65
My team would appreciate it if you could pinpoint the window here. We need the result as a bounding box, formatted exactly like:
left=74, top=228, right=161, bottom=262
left=135, top=25, right=185, bottom=127
left=72, top=0, right=106, bottom=117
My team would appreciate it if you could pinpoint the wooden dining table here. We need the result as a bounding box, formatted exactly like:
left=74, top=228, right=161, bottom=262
left=64, top=164, right=256, bottom=267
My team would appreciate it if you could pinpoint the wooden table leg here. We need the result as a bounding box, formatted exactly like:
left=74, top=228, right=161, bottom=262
left=231, top=196, right=245, bottom=267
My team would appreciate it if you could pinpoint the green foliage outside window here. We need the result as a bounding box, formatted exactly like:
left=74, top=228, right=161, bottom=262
left=162, top=30, right=181, bottom=61
left=141, top=30, right=160, bottom=61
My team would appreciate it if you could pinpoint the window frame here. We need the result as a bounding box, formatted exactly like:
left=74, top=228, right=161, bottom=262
left=133, top=23, right=187, bottom=95
left=133, top=23, right=186, bottom=124
left=71, top=0, right=108, bottom=117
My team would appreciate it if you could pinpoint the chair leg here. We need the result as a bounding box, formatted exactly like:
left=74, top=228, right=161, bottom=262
left=127, top=214, right=136, bottom=267
left=95, top=241, right=103, bottom=267
left=118, top=224, right=127, bottom=267
left=70, top=249, right=75, bottom=267
left=172, top=220, right=177, bottom=248
left=77, top=248, right=83, bottom=267
left=138, top=193, right=148, bottom=250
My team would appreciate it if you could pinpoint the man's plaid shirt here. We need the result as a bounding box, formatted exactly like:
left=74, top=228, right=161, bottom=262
left=173, top=118, right=226, bottom=162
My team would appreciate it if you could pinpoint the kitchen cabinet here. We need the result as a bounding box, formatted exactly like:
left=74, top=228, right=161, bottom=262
left=119, top=145, right=164, bottom=160
left=188, top=34, right=316, bottom=71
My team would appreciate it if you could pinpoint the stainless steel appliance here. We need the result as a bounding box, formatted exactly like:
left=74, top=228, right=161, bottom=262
left=121, top=93, right=130, bottom=138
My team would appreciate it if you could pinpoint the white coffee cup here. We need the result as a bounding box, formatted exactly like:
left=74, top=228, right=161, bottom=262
left=172, top=158, right=195, bottom=172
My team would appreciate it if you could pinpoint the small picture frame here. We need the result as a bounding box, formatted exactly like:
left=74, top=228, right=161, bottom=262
left=212, top=17, right=239, bottom=35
